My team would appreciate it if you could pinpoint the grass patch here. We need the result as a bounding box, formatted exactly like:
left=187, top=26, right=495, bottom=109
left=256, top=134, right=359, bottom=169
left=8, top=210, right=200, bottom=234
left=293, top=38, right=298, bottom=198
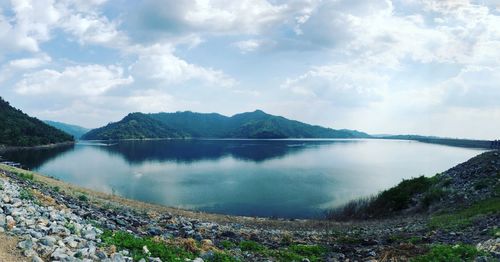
left=489, top=227, right=500, bottom=237
left=429, top=198, right=500, bottom=230
left=220, top=240, right=236, bottom=249
left=270, top=245, right=327, bottom=262
left=422, top=188, right=446, bottom=207
left=336, top=235, right=363, bottom=244
left=288, top=244, right=326, bottom=258
left=15, top=171, right=34, bottom=181
left=65, top=222, right=78, bottom=234
left=239, top=241, right=266, bottom=252
left=237, top=241, right=327, bottom=261
left=207, top=252, right=240, bottom=262
left=411, top=244, right=486, bottom=262
left=19, top=188, right=34, bottom=200
left=78, top=194, right=89, bottom=202
left=101, top=230, right=196, bottom=261
left=328, top=176, right=436, bottom=220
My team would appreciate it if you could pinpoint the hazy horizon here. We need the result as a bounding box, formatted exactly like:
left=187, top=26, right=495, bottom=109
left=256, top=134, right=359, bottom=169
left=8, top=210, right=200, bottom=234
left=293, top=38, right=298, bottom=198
left=1, top=0, right=499, bottom=139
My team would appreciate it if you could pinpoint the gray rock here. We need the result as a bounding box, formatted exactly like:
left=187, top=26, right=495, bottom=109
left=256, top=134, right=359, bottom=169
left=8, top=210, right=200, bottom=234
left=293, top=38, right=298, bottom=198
left=29, top=230, right=43, bottom=239
left=111, top=253, right=126, bottom=262
left=51, top=247, right=70, bottom=260
left=18, top=238, right=34, bottom=250
left=31, top=255, right=44, bottom=262
left=40, top=236, right=57, bottom=247
left=96, top=250, right=108, bottom=259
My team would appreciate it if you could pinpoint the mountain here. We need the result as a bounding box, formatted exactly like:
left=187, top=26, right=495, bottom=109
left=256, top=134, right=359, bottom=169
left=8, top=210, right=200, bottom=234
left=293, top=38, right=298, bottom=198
left=44, top=120, right=90, bottom=139
left=0, top=97, right=74, bottom=147
left=81, top=113, right=187, bottom=140
left=82, top=110, right=370, bottom=140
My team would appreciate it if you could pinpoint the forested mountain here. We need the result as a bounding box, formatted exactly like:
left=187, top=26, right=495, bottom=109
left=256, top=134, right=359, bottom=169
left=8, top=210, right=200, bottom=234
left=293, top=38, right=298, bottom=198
left=0, top=97, right=74, bottom=147
left=81, top=113, right=187, bottom=140
left=44, top=120, right=90, bottom=139
left=82, top=110, right=370, bottom=140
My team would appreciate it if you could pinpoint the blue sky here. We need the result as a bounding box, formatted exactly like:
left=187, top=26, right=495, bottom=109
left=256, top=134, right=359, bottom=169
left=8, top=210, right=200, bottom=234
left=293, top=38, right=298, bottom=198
left=0, top=0, right=499, bottom=139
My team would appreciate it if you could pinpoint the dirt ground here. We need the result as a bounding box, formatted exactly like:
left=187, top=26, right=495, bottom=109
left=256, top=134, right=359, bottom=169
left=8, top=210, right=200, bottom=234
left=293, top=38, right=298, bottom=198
left=0, top=233, right=27, bottom=262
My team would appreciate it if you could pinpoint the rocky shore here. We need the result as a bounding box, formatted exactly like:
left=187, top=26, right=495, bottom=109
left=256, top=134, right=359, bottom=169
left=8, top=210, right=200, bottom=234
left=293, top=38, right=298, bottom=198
left=0, top=150, right=499, bottom=261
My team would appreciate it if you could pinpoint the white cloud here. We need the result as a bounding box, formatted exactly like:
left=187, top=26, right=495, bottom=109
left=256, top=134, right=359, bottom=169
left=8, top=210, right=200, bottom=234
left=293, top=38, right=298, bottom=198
left=232, top=39, right=269, bottom=53
left=15, top=64, right=133, bottom=96
left=441, top=65, right=500, bottom=108
left=60, top=13, right=126, bottom=46
left=134, top=0, right=289, bottom=36
left=282, top=62, right=386, bottom=107
left=130, top=44, right=236, bottom=88
left=8, top=53, right=52, bottom=69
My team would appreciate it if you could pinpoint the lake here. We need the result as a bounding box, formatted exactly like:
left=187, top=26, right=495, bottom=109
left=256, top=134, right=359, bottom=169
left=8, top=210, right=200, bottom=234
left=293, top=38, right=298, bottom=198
left=2, top=139, right=485, bottom=218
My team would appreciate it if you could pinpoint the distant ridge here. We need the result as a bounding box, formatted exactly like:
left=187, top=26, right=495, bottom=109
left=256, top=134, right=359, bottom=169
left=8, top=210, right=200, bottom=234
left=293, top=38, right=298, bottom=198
left=0, top=97, right=74, bottom=147
left=81, top=110, right=370, bottom=140
left=44, top=120, right=90, bottom=139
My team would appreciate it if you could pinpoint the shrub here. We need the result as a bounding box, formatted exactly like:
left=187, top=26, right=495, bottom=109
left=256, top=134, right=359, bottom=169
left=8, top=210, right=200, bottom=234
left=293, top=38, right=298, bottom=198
left=16, top=171, right=34, bottom=181
left=19, top=188, right=34, bottom=200
left=78, top=194, right=89, bottom=202
left=422, top=188, right=446, bottom=207
left=220, top=240, right=236, bottom=249
left=412, top=244, right=485, bottom=262
left=327, top=176, right=435, bottom=220
left=101, top=230, right=196, bottom=261
left=239, top=241, right=266, bottom=252
left=430, top=198, right=500, bottom=230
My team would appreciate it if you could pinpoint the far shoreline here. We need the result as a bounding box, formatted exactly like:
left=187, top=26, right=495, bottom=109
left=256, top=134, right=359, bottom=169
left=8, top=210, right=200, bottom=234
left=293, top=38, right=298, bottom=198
left=0, top=141, right=75, bottom=153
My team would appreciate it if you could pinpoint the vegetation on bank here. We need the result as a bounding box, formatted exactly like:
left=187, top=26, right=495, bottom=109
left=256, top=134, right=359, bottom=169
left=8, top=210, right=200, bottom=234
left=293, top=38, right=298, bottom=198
left=81, top=110, right=370, bottom=140
left=0, top=97, right=74, bottom=147
left=326, top=175, right=443, bottom=220
left=328, top=150, right=500, bottom=221
left=99, top=230, right=329, bottom=262
left=412, top=244, right=488, bottom=262
left=429, top=197, right=500, bottom=231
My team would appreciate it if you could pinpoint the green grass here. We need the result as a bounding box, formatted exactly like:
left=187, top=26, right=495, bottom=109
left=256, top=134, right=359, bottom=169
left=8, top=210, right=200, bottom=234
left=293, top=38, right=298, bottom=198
left=100, top=230, right=196, bottom=261
left=490, top=227, right=500, bottom=237
left=270, top=245, right=327, bottom=262
left=288, top=245, right=326, bottom=258
left=15, top=171, right=34, bottom=181
left=239, top=241, right=266, bottom=252
left=78, top=194, right=89, bottom=202
left=328, top=175, right=437, bottom=220
left=207, top=252, right=240, bottom=262
left=65, top=222, right=78, bottom=234
left=19, top=188, right=34, bottom=200
left=220, top=240, right=236, bottom=249
left=422, top=188, right=446, bottom=207
left=238, top=241, right=327, bottom=262
left=429, top=198, right=500, bottom=230
left=411, top=244, right=486, bottom=262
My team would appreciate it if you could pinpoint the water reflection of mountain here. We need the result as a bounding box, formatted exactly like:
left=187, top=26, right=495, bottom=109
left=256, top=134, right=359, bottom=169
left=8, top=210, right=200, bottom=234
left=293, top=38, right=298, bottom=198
left=98, top=139, right=355, bottom=164
left=1, top=144, right=75, bottom=170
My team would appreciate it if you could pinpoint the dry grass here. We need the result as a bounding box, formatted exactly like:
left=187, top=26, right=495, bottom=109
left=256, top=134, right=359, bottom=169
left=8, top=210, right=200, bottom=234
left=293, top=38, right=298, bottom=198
left=0, top=230, right=28, bottom=262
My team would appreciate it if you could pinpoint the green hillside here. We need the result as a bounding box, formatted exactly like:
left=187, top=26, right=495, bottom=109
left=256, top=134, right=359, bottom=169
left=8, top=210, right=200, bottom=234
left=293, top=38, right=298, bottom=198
left=0, top=97, right=74, bottom=147
left=81, top=113, right=187, bottom=140
left=82, top=110, right=370, bottom=140
left=44, top=120, right=90, bottom=139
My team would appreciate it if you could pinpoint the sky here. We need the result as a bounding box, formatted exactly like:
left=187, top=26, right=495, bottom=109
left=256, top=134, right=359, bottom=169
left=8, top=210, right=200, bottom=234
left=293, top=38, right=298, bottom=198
left=0, top=0, right=499, bottom=139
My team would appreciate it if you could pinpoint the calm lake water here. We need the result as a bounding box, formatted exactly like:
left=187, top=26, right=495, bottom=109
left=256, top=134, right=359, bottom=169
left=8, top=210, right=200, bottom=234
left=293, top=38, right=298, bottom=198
left=2, top=139, right=485, bottom=218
